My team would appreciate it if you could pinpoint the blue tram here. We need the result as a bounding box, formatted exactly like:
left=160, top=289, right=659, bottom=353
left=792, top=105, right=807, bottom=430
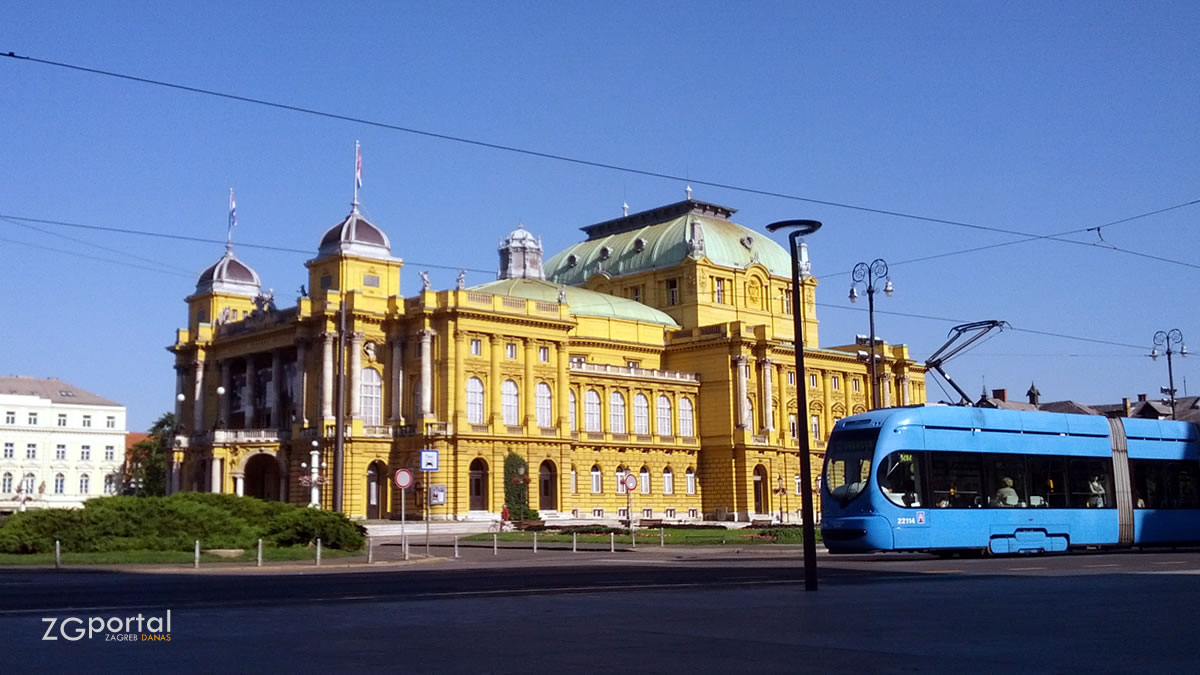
left=820, top=405, right=1200, bottom=555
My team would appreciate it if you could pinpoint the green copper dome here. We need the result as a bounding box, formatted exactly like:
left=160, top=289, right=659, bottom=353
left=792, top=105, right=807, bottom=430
left=469, top=278, right=679, bottom=327
left=544, top=200, right=792, bottom=286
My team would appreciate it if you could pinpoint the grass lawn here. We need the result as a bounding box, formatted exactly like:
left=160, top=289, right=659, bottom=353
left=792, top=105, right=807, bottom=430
left=0, top=546, right=362, bottom=566
left=463, top=527, right=817, bottom=546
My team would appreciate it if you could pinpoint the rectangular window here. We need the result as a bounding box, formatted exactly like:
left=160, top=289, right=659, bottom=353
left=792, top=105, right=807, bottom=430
left=714, top=278, right=725, bottom=304
left=667, top=279, right=679, bottom=305
left=538, top=346, right=549, bottom=362
left=470, top=339, right=481, bottom=356
left=28, top=413, right=37, bottom=425
left=789, top=414, right=798, bottom=439
left=4, top=411, right=14, bottom=424
left=2, top=443, right=12, bottom=459
left=363, top=274, right=380, bottom=288
left=783, top=290, right=792, bottom=314
left=632, top=286, right=642, bottom=303
left=81, top=446, right=91, bottom=461
left=627, top=361, right=640, bottom=369
left=832, top=375, right=840, bottom=391
left=852, top=378, right=861, bottom=393
left=688, top=508, right=698, bottom=519
left=58, top=414, right=67, bottom=427
left=104, top=446, right=115, bottom=462
left=592, top=508, right=604, bottom=518
left=616, top=469, right=628, bottom=495
left=663, top=471, right=674, bottom=495
left=665, top=508, right=676, bottom=518
left=795, top=473, right=803, bottom=496
left=570, top=355, right=586, bottom=367
left=811, top=415, right=821, bottom=440
left=26, top=444, right=37, bottom=460
left=505, top=343, right=517, bottom=359
left=618, top=507, right=629, bottom=518
left=642, top=508, right=653, bottom=517
left=56, top=444, right=66, bottom=460
left=591, top=469, right=602, bottom=494
left=641, top=471, right=650, bottom=495
left=82, top=415, right=92, bottom=428
left=320, top=274, right=332, bottom=289
left=809, top=374, right=818, bottom=388
left=570, top=468, right=578, bottom=494
left=787, top=372, right=795, bottom=386
left=686, top=471, right=697, bottom=495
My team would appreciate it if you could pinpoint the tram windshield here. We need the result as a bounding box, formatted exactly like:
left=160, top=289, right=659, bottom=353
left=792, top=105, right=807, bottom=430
left=825, top=427, right=881, bottom=505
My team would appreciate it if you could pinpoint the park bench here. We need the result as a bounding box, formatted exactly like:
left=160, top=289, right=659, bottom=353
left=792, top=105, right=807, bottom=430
left=639, top=518, right=663, bottom=528
left=750, top=518, right=774, bottom=528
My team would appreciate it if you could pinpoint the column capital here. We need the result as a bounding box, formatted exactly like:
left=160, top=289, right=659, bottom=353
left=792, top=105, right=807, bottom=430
left=732, top=354, right=748, bottom=366
left=758, top=357, right=774, bottom=367
left=350, top=331, right=365, bottom=343
left=418, top=329, right=436, bottom=341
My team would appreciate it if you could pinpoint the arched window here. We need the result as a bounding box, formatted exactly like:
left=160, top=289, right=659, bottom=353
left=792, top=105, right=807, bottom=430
left=536, top=383, right=553, bottom=428
left=640, top=466, right=651, bottom=494
left=686, top=467, right=697, bottom=495
left=502, top=380, right=520, bottom=426
left=54, top=473, right=65, bottom=494
left=616, top=465, right=629, bottom=494
left=584, top=390, right=601, bottom=432
left=569, top=389, right=578, bottom=432
left=590, top=464, right=602, bottom=493
left=104, top=474, right=115, bottom=495
left=79, top=473, right=90, bottom=495
left=2, top=472, right=13, bottom=493
left=679, top=398, right=695, bottom=437
left=360, top=368, right=382, bottom=426
left=663, top=467, right=674, bottom=495
left=656, top=396, right=672, bottom=435
left=22, top=473, right=35, bottom=494
left=610, top=392, right=627, bottom=433
left=633, top=394, right=650, bottom=434
left=466, top=377, right=485, bottom=424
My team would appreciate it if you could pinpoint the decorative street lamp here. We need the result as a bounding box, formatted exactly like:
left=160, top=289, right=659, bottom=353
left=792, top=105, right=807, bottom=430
left=773, top=474, right=788, bottom=524
left=300, top=439, right=327, bottom=508
left=849, top=259, right=893, bottom=409
left=1151, top=329, right=1187, bottom=419
left=765, top=218, right=822, bottom=592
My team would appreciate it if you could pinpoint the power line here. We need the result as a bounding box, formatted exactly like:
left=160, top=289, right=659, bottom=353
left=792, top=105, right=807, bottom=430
left=6, top=49, right=1194, bottom=264
left=0, top=216, right=186, bottom=275
left=0, top=235, right=194, bottom=278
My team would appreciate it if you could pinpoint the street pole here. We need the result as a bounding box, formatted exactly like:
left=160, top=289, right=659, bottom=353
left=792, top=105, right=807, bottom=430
left=1152, top=329, right=1187, bottom=419
left=766, top=219, right=822, bottom=592
left=851, top=259, right=891, bottom=410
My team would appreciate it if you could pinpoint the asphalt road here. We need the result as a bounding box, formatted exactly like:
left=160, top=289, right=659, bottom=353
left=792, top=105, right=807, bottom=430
left=3, top=547, right=1198, bottom=672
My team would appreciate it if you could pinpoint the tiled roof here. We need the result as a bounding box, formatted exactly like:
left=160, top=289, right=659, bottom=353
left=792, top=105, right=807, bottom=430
left=0, top=376, right=121, bottom=406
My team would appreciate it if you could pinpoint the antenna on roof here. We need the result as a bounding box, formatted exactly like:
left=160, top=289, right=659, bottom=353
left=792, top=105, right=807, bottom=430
left=685, top=185, right=693, bottom=200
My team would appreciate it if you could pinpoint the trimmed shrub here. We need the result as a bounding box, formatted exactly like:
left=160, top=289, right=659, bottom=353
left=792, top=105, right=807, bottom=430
left=264, top=508, right=366, bottom=550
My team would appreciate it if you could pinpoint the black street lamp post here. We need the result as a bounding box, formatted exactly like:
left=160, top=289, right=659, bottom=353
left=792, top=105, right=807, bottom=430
left=849, top=259, right=893, bottom=409
left=1151, top=329, right=1187, bottom=419
left=765, top=218, right=822, bottom=592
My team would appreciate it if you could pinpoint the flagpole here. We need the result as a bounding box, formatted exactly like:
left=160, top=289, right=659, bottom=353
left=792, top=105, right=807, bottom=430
left=227, top=187, right=235, bottom=250
left=353, top=140, right=360, bottom=210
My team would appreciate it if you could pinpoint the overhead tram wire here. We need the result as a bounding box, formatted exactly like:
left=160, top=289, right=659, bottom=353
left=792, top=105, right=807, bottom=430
left=0, top=235, right=195, bottom=278
left=0, top=215, right=188, bottom=276
left=0, top=211, right=1155, bottom=352
left=4, top=50, right=1197, bottom=269
left=0, top=213, right=494, bottom=275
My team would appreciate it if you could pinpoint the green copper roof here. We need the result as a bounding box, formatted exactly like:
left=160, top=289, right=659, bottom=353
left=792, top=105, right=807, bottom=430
left=544, top=200, right=792, bottom=285
left=469, top=278, right=680, bottom=327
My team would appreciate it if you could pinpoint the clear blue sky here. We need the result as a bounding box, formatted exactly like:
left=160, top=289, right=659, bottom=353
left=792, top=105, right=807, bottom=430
left=2, top=1, right=1197, bottom=431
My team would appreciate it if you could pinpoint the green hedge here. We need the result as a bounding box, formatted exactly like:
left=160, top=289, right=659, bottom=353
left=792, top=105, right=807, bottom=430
left=0, top=495, right=365, bottom=554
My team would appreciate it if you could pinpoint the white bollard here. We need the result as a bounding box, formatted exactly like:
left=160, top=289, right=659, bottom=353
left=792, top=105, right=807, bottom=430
left=367, top=537, right=374, bottom=564
left=660, top=527, right=665, bottom=547
left=316, top=538, right=322, bottom=566
left=533, top=531, right=538, bottom=554
left=404, top=534, right=410, bottom=561
left=194, top=540, right=200, bottom=569
left=55, top=540, right=61, bottom=570
left=454, top=536, right=460, bottom=559
left=257, top=539, right=263, bottom=567
left=493, top=533, right=498, bottom=556
left=573, top=532, right=577, bottom=553
left=610, top=532, right=615, bottom=552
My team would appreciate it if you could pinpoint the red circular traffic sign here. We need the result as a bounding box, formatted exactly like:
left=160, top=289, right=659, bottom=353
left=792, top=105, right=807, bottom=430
left=394, top=469, right=414, bottom=489
left=623, top=473, right=638, bottom=491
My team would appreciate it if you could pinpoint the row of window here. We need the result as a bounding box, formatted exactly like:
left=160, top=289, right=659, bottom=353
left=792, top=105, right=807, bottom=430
left=2, top=442, right=117, bottom=462
left=1, top=472, right=118, bottom=496
left=3, top=412, right=118, bottom=428
left=569, top=466, right=698, bottom=495
left=467, top=339, right=553, bottom=363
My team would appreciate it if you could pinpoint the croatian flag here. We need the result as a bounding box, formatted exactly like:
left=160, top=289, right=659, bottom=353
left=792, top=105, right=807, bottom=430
left=228, top=189, right=237, bottom=229
left=355, top=142, right=363, bottom=190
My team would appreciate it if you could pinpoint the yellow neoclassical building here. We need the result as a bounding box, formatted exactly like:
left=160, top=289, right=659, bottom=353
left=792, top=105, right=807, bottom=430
left=169, top=196, right=926, bottom=522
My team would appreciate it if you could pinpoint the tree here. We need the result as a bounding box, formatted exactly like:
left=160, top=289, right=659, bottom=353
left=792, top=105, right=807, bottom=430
left=503, top=451, right=539, bottom=521
left=123, top=412, right=175, bottom=496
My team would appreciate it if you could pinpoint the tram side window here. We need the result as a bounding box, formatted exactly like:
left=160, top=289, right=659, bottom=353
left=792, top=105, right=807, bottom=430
left=985, top=455, right=1027, bottom=507
left=1068, top=459, right=1112, bottom=508
left=878, top=451, right=923, bottom=508
left=1027, top=456, right=1068, bottom=508
left=929, top=453, right=983, bottom=508
left=1137, top=460, right=1200, bottom=509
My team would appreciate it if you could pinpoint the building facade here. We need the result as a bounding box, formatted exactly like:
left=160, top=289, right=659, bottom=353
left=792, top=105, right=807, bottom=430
left=169, top=197, right=927, bottom=522
left=0, top=376, right=127, bottom=513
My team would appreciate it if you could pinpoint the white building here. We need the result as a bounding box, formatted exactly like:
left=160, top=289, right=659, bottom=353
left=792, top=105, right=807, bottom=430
left=0, top=376, right=127, bottom=513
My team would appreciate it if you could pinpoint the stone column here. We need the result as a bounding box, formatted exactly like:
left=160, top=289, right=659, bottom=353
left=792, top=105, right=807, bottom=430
left=295, top=339, right=309, bottom=426
left=234, top=473, right=245, bottom=497
left=390, top=339, right=404, bottom=423
left=169, top=458, right=181, bottom=495
left=192, top=359, right=205, bottom=433
left=244, top=356, right=257, bottom=427
left=210, top=457, right=222, bottom=493
left=453, top=331, right=465, bottom=427
left=822, top=370, right=834, bottom=440
left=488, top=335, right=502, bottom=427
left=349, top=332, right=364, bottom=420
left=220, top=360, right=232, bottom=427
left=419, top=329, right=434, bottom=418
left=321, top=332, right=335, bottom=419
left=883, top=377, right=893, bottom=408
left=556, top=341, right=569, bottom=431
left=901, top=374, right=911, bottom=406
left=271, top=350, right=283, bottom=428
left=733, top=355, right=749, bottom=429
left=524, top=339, right=536, bottom=428
left=760, top=358, right=775, bottom=432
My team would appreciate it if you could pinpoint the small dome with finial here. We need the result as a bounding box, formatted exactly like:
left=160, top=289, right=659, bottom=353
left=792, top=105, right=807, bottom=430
left=196, top=243, right=261, bottom=297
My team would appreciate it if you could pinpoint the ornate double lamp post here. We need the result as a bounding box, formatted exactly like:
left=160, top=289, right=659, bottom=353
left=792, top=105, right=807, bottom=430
left=1151, top=329, right=1187, bottom=419
left=300, top=439, right=327, bottom=508
left=765, top=218, right=822, bottom=592
left=849, top=259, right=893, bottom=409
